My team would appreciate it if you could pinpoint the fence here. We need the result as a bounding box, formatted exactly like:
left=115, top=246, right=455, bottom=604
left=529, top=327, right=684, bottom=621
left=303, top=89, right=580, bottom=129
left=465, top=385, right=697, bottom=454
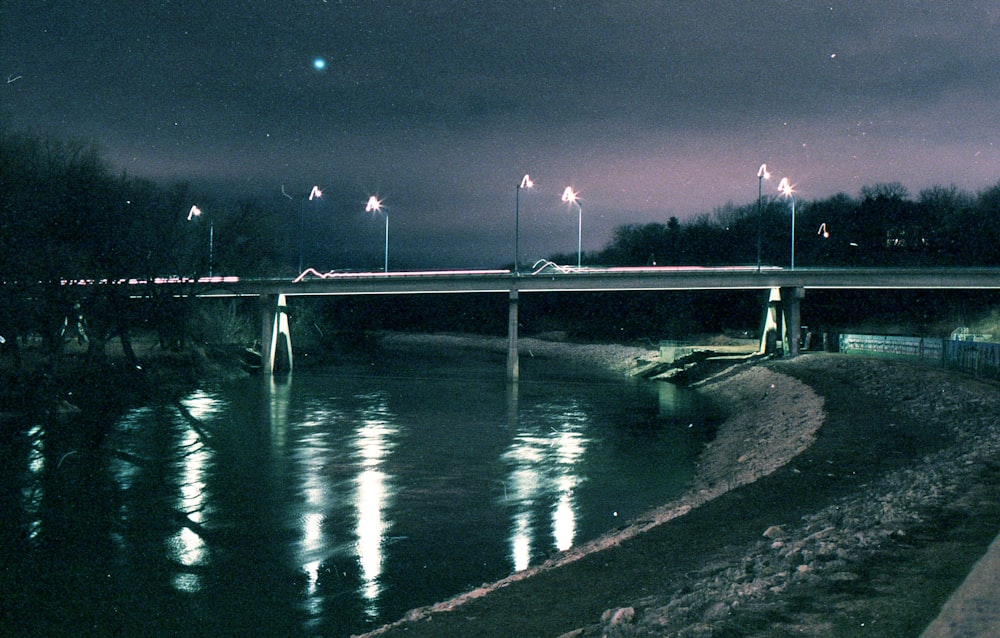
left=838, top=333, right=999, bottom=380
left=944, top=340, right=1000, bottom=379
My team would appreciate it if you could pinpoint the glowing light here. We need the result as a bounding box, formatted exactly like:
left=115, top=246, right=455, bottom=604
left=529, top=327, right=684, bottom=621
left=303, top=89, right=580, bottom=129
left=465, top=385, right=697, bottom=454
left=562, top=187, right=583, bottom=268
left=818, top=222, right=830, bottom=238
left=756, top=164, right=771, bottom=271
left=187, top=205, right=202, bottom=221
left=313, top=57, right=327, bottom=71
left=778, top=177, right=797, bottom=269
left=515, top=175, right=533, bottom=274
left=309, top=185, right=322, bottom=200
left=365, top=196, right=389, bottom=272
left=777, top=177, right=794, bottom=198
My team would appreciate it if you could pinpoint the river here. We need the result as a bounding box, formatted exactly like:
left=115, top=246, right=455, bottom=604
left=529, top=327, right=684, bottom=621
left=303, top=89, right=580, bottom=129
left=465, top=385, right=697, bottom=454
left=1, top=346, right=719, bottom=637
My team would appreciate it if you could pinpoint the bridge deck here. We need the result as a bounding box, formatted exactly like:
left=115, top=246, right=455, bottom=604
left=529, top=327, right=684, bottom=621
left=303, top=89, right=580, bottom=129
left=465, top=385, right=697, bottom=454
left=186, top=267, right=1000, bottom=297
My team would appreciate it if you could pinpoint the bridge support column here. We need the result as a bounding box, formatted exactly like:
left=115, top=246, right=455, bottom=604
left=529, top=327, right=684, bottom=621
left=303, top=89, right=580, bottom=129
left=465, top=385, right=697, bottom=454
left=780, top=286, right=804, bottom=357
left=758, top=287, right=804, bottom=356
left=759, top=288, right=782, bottom=355
left=261, top=294, right=293, bottom=374
left=507, top=289, right=519, bottom=382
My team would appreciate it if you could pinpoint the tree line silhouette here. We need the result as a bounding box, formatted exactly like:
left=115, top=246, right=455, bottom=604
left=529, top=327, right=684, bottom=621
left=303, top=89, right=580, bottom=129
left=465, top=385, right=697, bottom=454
left=587, top=181, right=1000, bottom=269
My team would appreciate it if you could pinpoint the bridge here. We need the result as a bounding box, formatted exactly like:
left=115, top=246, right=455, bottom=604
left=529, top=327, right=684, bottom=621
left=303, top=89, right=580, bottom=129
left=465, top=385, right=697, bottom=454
left=160, top=265, right=1000, bottom=379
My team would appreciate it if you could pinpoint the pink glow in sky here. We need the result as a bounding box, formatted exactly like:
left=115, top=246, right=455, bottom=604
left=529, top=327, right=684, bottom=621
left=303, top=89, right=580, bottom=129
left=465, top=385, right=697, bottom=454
left=3, top=1, right=997, bottom=267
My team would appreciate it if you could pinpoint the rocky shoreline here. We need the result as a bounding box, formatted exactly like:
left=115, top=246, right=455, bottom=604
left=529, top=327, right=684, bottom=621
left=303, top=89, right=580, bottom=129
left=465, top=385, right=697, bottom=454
left=361, top=334, right=1000, bottom=638
left=623, top=355, right=1000, bottom=638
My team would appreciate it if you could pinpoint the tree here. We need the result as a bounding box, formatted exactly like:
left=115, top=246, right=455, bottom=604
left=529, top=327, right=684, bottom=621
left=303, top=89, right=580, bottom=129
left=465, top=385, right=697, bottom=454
left=968, top=181, right=1000, bottom=265
left=797, top=192, right=856, bottom=266
left=214, top=199, right=289, bottom=276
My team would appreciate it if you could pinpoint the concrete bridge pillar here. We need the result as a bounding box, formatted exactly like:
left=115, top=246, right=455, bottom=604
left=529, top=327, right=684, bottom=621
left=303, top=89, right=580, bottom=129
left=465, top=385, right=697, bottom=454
left=780, top=286, right=805, bottom=357
left=759, top=288, right=782, bottom=354
left=758, top=287, right=804, bottom=356
left=507, top=289, right=519, bottom=382
left=261, top=294, right=293, bottom=374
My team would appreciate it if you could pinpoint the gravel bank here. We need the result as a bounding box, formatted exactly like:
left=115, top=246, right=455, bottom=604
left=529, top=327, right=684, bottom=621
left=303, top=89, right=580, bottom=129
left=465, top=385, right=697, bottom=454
left=359, top=336, right=1000, bottom=638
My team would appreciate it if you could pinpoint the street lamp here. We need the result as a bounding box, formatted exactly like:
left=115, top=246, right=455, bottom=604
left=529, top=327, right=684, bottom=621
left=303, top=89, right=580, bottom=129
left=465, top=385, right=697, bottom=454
left=515, top=174, right=533, bottom=274
left=282, top=185, right=323, bottom=273
left=756, top=164, right=770, bottom=271
left=187, top=205, right=213, bottom=276
left=366, top=195, right=388, bottom=272
left=561, top=187, right=582, bottom=268
left=778, top=177, right=796, bottom=270
left=301, top=186, right=323, bottom=273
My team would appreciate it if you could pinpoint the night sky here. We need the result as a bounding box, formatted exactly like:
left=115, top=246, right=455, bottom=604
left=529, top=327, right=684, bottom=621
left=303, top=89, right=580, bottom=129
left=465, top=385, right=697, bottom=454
left=2, top=2, right=998, bottom=269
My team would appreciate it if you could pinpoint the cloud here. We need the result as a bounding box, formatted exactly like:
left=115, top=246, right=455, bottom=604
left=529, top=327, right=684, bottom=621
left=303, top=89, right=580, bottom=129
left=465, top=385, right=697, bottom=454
left=3, top=1, right=998, bottom=268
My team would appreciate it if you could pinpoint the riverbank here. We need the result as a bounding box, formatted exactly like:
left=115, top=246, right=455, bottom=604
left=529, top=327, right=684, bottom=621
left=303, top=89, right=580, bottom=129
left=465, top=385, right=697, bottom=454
left=361, top=334, right=1000, bottom=637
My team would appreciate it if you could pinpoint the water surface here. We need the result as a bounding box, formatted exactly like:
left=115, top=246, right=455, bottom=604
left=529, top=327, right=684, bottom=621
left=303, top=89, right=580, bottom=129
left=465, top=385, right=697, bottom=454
left=2, top=349, right=717, bottom=636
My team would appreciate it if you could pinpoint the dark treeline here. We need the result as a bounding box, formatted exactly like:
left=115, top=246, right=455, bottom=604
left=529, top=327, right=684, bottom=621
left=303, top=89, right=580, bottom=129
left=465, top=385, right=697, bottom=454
left=1, top=129, right=294, bottom=377
left=3, top=127, right=999, bottom=376
left=593, top=181, right=1000, bottom=268
left=0, top=131, right=291, bottom=282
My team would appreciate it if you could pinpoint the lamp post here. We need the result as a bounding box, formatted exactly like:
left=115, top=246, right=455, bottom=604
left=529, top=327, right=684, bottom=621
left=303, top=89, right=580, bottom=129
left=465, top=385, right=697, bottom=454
left=283, top=185, right=323, bottom=273
left=366, top=195, right=388, bottom=272
left=778, top=177, right=796, bottom=270
left=296, top=185, right=323, bottom=273
left=756, top=164, right=770, bottom=271
left=561, top=187, right=582, bottom=268
left=187, top=205, right=213, bottom=276
left=515, top=174, right=533, bottom=274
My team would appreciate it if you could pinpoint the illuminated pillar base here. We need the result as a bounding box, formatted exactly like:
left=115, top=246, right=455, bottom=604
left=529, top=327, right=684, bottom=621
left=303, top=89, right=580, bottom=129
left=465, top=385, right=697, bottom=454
left=507, top=289, right=519, bottom=382
left=758, top=287, right=804, bottom=356
left=759, top=288, right=782, bottom=355
left=261, top=294, right=293, bottom=375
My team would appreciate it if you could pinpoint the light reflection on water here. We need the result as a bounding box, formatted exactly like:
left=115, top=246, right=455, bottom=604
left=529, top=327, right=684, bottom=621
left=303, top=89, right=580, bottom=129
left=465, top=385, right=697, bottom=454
left=503, top=400, right=588, bottom=571
left=23, top=424, right=45, bottom=543
left=168, top=390, right=223, bottom=593
left=352, top=393, right=397, bottom=620
left=4, top=363, right=712, bottom=636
